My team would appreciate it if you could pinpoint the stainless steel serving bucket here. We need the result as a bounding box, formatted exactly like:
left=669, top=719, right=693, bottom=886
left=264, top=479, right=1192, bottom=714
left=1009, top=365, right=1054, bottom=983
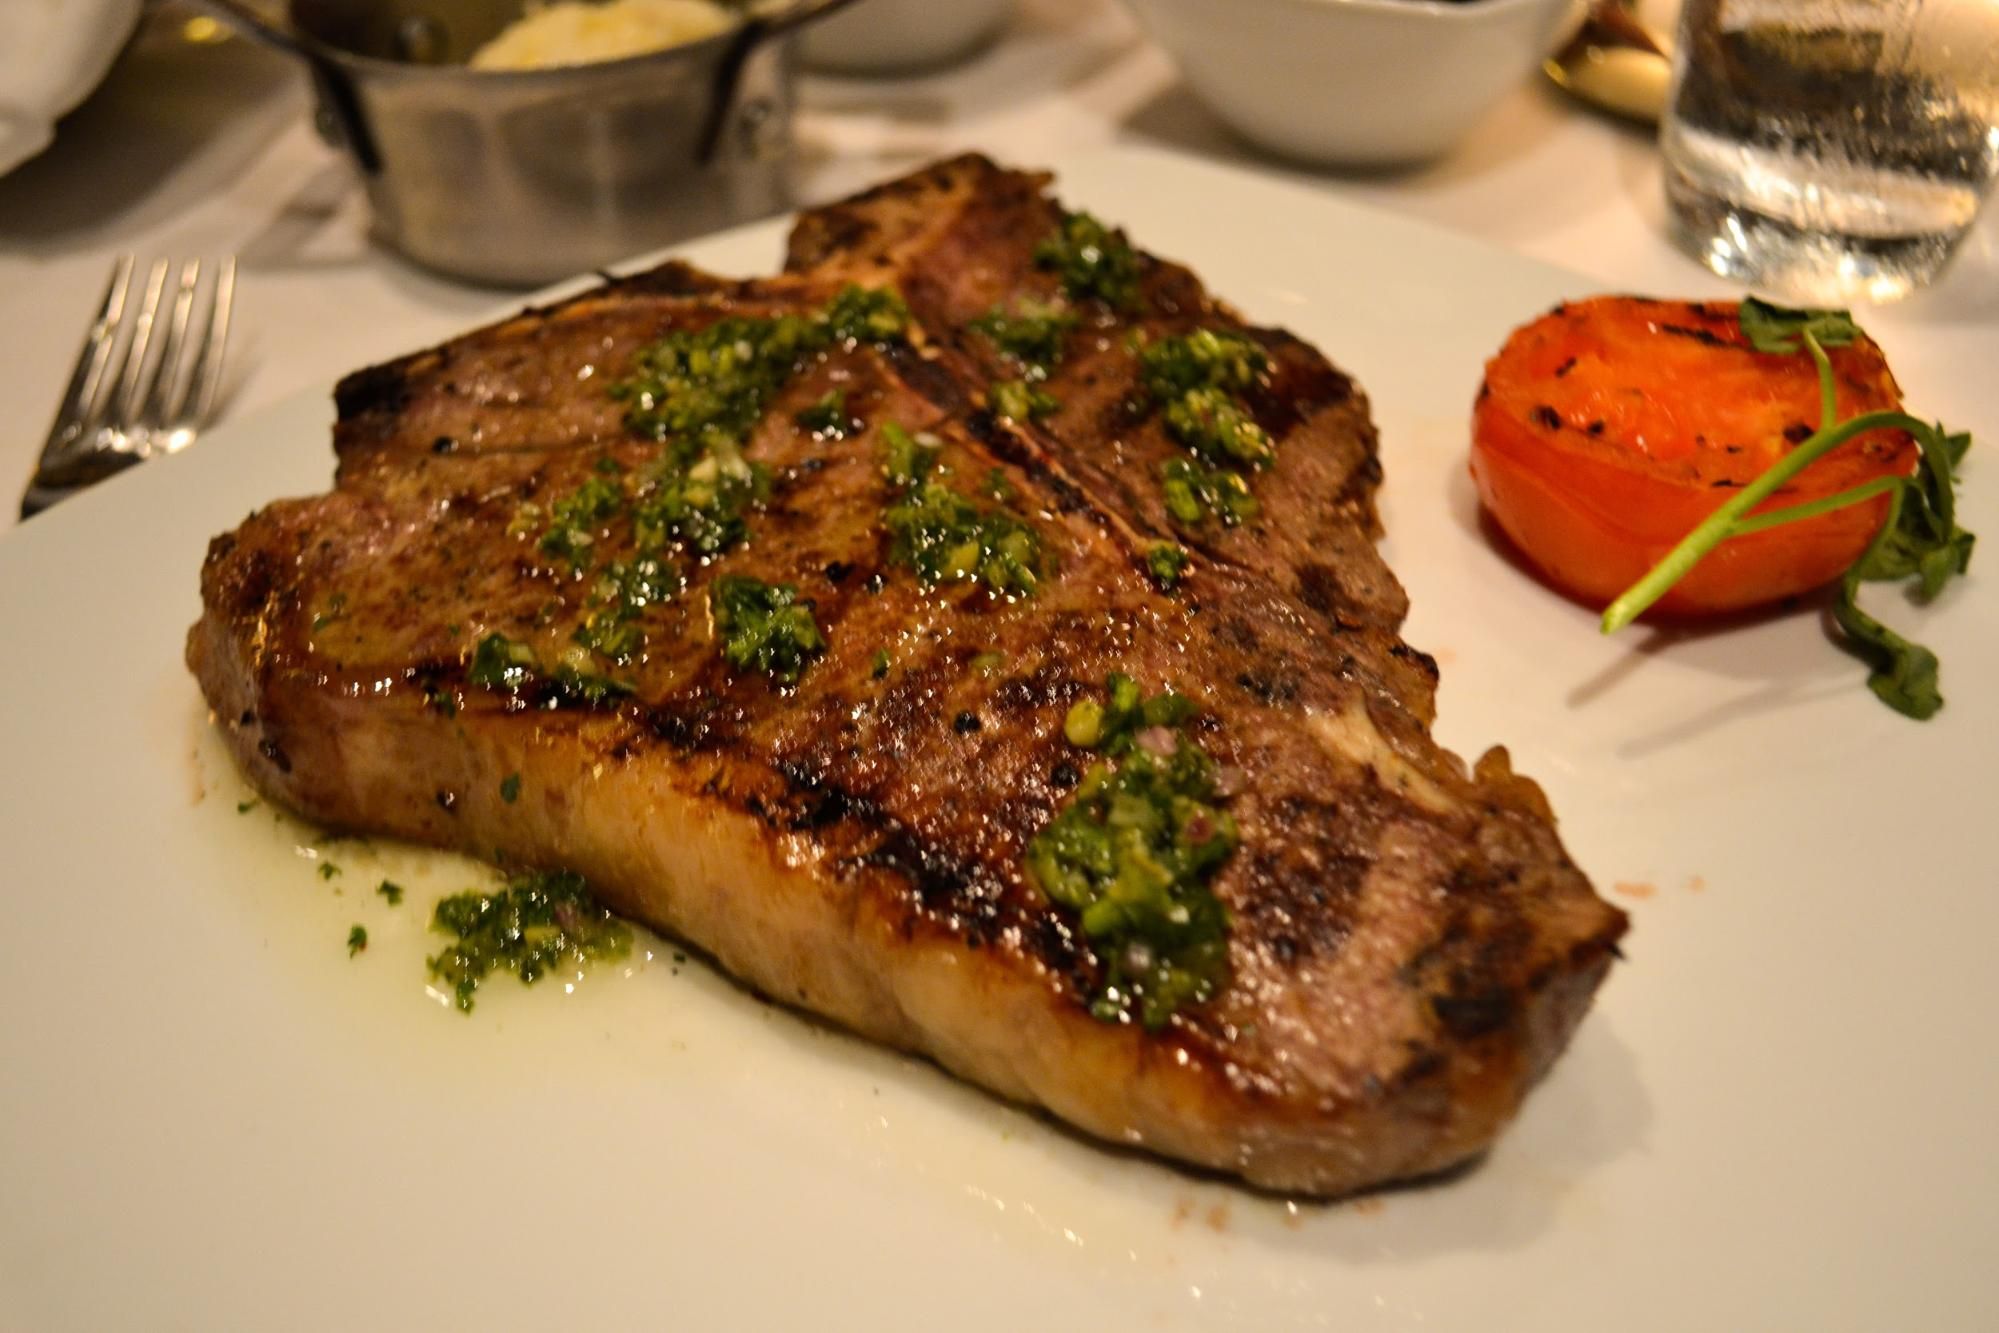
left=200, top=0, right=854, bottom=285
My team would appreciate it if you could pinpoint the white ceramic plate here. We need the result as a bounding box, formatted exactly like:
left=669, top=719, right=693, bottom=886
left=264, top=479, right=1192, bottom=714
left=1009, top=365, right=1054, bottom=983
left=3, top=146, right=1994, bottom=1331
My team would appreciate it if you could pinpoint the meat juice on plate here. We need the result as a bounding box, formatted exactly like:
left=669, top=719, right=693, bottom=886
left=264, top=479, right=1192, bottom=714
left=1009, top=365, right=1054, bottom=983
left=1661, top=0, right=1999, bottom=303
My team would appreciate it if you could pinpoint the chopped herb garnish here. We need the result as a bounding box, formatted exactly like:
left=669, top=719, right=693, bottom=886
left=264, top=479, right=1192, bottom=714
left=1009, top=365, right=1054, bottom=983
left=426, top=868, right=632, bottom=1013
left=616, top=286, right=906, bottom=444
left=1604, top=298, right=1975, bottom=719
left=310, top=592, right=348, bottom=632
left=347, top=924, right=367, bottom=957
left=971, top=301, right=1076, bottom=378
left=1147, top=542, right=1190, bottom=591
left=879, top=424, right=1045, bottom=598
left=1136, top=330, right=1274, bottom=526
left=466, top=632, right=634, bottom=708
left=424, top=686, right=458, bottom=718
left=1162, top=387, right=1272, bottom=469
left=537, top=474, right=624, bottom=570
left=1161, top=456, right=1258, bottom=527
left=573, top=556, right=679, bottom=664
left=710, top=575, right=826, bottom=684
left=991, top=379, right=1058, bottom=423
left=870, top=649, right=892, bottom=679
left=1139, top=327, right=1267, bottom=400
left=1142, top=329, right=1273, bottom=465
left=823, top=284, right=912, bottom=344
left=1028, top=675, right=1232, bottom=1028
left=318, top=862, right=342, bottom=881
left=1034, top=211, right=1141, bottom=311
left=236, top=799, right=260, bottom=815
left=500, top=773, right=521, bottom=803
left=468, top=631, right=537, bottom=692
left=593, top=286, right=910, bottom=565
left=795, top=389, right=853, bottom=438
left=377, top=879, right=405, bottom=906
left=631, top=436, right=768, bottom=559
left=881, top=421, right=941, bottom=488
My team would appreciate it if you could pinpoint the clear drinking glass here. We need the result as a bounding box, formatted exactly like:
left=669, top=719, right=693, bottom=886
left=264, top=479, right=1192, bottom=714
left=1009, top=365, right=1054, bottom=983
left=1660, top=0, right=1999, bottom=304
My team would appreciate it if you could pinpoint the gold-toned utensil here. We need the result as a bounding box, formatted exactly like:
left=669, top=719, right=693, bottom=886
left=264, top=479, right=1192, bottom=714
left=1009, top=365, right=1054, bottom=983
left=1546, top=0, right=1672, bottom=124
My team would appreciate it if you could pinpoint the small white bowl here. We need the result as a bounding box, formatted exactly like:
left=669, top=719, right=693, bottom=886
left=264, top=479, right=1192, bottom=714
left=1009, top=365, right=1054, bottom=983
left=1123, top=0, right=1581, bottom=166
left=800, top=0, right=1012, bottom=74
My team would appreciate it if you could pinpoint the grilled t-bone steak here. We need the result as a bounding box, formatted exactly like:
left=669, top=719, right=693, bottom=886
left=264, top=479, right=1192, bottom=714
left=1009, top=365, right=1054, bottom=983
left=189, top=157, right=1625, bottom=1196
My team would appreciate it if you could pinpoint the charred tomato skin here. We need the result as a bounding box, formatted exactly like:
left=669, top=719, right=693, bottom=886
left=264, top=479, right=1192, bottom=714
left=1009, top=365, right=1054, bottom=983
left=1470, top=296, right=1916, bottom=616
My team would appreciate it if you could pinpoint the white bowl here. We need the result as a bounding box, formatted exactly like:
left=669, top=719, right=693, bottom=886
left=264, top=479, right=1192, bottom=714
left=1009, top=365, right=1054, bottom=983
left=800, top=0, right=1012, bottom=75
left=0, top=0, right=143, bottom=176
left=1124, top=0, right=1581, bottom=166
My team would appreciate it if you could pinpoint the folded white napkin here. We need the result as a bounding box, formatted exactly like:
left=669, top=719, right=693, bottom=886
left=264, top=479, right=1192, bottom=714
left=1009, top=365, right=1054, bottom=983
left=0, top=0, right=145, bottom=176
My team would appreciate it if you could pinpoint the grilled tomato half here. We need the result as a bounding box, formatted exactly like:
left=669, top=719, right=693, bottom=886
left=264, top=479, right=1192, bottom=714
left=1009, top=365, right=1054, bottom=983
left=1470, top=296, right=1917, bottom=616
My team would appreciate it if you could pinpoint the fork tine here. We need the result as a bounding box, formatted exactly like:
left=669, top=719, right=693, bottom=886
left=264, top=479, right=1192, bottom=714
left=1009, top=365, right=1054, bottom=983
left=112, top=259, right=173, bottom=438
left=173, top=256, right=235, bottom=433
left=138, top=260, right=201, bottom=436
left=36, top=256, right=134, bottom=464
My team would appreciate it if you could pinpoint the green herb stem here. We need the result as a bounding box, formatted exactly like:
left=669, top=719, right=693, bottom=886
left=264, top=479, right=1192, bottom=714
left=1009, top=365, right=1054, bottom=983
left=1601, top=407, right=1930, bottom=633
left=1727, top=476, right=1904, bottom=538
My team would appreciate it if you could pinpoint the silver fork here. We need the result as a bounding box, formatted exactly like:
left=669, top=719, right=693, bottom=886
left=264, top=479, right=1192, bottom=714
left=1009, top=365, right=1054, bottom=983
left=20, top=255, right=236, bottom=519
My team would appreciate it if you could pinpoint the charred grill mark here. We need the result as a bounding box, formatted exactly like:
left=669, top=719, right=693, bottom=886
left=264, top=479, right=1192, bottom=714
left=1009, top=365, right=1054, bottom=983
left=1235, top=669, right=1298, bottom=706
left=334, top=359, right=416, bottom=424
left=1389, top=642, right=1440, bottom=683
left=1659, top=321, right=1730, bottom=348
left=1431, top=990, right=1514, bottom=1040
left=1296, top=561, right=1363, bottom=623
left=883, top=342, right=976, bottom=417
left=856, top=826, right=1008, bottom=928
left=1251, top=333, right=1358, bottom=436
left=958, top=409, right=1098, bottom=518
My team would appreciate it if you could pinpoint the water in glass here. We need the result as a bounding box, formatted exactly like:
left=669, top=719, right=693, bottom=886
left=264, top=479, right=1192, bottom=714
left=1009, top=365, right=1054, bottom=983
left=1661, top=0, right=1999, bottom=303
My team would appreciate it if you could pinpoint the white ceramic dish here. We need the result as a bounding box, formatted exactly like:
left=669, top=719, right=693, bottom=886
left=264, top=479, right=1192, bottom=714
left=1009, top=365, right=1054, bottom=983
left=0, top=0, right=143, bottom=175
left=800, top=0, right=1011, bottom=74
left=1124, top=0, right=1581, bottom=165
left=3, top=145, right=1995, bottom=1330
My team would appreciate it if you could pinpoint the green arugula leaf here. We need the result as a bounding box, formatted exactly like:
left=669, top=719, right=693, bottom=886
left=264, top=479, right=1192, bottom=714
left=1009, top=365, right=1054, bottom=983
left=1738, top=297, right=1864, bottom=355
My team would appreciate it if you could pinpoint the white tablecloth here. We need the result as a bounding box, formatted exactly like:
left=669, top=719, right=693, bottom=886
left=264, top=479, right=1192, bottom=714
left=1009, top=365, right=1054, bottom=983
left=1, top=0, right=1994, bottom=532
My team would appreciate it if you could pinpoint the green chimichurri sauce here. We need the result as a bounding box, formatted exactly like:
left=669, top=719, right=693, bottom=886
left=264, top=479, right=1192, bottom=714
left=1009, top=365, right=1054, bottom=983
left=1027, top=674, right=1237, bottom=1028
left=970, top=301, right=1076, bottom=380
left=879, top=424, right=1045, bottom=598
left=572, top=556, right=681, bottom=665
left=1139, top=329, right=1274, bottom=527
left=794, top=389, right=853, bottom=439
left=427, top=869, right=633, bottom=1014
left=990, top=379, right=1059, bottom=424
left=710, top=575, right=826, bottom=685
left=492, top=285, right=908, bottom=690
left=1146, top=541, right=1190, bottom=591
left=1034, top=212, right=1141, bottom=311
left=468, top=632, right=634, bottom=706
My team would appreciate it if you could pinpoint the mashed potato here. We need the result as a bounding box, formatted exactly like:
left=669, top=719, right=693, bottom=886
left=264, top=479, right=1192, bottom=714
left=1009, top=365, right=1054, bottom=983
left=469, top=0, right=736, bottom=70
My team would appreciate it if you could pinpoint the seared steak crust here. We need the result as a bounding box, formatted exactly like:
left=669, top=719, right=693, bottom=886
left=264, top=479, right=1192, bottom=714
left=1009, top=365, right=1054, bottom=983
left=188, top=161, right=1624, bottom=1195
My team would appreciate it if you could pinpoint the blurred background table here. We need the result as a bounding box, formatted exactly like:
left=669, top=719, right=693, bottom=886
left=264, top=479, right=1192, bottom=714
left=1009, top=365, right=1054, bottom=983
left=2, top=0, right=1994, bottom=533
